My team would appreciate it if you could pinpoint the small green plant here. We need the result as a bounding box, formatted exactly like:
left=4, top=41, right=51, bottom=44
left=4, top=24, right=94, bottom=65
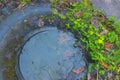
left=19, top=0, right=32, bottom=8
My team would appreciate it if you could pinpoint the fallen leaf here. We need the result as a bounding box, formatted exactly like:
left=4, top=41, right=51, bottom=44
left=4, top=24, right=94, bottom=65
left=102, top=62, right=110, bottom=69
left=101, top=15, right=107, bottom=22
left=74, top=11, right=82, bottom=18
left=91, top=17, right=100, bottom=28
left=106, top=26, right=113, bottom=31
left=105, top=42, right=113, bottom=51
left=72, top=69, right=80, bottom=75
left=72, top=66, right=86, bottom=75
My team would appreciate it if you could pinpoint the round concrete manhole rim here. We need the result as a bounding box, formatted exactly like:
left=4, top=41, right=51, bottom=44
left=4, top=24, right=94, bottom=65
left=16, top=26, right=87, bottom=80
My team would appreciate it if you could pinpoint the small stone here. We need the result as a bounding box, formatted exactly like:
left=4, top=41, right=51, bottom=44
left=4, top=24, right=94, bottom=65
left=38, top=18, right=44, bottom=27
left=91, top=17, right=100, bottom=28
left=24, top=19, right=27, bottom=23
left=5, top=53, right=12, bottom=59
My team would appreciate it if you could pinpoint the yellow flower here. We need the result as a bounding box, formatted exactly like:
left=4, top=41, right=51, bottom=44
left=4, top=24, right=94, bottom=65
left=97, top=34, right=104, bottom=40
left=97, top=34, right=101, bottom=37
left=111, top=62, right=115, bottom=65
left=117, top=69, right=120, bottom=73
left=72, top=3, right=77, bottom=7
left=98, top=39, right=104, bottom=45
left=88, top=31, right=94, bottom=35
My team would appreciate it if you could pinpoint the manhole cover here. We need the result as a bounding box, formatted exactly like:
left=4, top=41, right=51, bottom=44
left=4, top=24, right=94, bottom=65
left=17, top=27, right=86, bottom=80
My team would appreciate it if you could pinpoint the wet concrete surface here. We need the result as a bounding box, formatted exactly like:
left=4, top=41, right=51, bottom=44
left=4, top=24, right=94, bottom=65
left=92, top=0, right=120, bottom=20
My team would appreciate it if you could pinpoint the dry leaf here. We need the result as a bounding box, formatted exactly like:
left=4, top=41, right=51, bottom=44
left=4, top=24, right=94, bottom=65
left=91, top=17, right=100, bottom=28
left=105, top=42, right=113, bottom=51
left=106, top=26, right=113, bottom=31
left=74, top=11, right=82, bottom=18
left=101, top=15, right=107, bottom=22
left=102, top=62, right=110, bottom=69
left=72, top=66, right=86, bottom=75
left=72, top=69, right=80, bottom=75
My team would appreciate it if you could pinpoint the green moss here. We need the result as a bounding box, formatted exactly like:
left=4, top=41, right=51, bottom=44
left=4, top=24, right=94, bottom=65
left=3, top=37, right=23, bottom=80
left=4, top=58, right=16, bottom=80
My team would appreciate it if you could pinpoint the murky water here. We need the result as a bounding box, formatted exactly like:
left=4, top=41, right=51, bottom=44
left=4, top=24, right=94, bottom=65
left=18, top=27, right=86, bottom=80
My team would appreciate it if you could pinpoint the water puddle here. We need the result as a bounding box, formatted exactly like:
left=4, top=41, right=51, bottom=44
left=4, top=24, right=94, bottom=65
left=17, top=27, right=86, bottom=80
